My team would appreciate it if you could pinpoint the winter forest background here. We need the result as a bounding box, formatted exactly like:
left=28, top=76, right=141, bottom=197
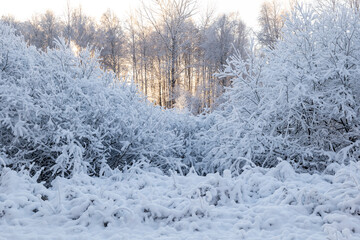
left=1, top=0, right=360, bottom=239
left=2, top=0, right=266, bottom=112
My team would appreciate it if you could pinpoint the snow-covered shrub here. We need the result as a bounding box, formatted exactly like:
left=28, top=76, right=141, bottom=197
left=196, top=3, right=360, bottom=174
left=192, top=42, right=266, bottom=174
left=0, top=23, right=193, bottom=182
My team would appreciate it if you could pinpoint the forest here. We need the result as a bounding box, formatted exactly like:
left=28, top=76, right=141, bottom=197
left=2, top=0, right=263, bottom=112
left=0, top=0, right=360, bottom=239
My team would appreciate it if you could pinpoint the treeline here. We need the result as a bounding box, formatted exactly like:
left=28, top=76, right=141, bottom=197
left=1, top=1, right=255, bottom=112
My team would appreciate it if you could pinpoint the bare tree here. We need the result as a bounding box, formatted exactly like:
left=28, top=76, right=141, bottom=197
left=97, top=9, right=126, bottom=77
left=40, top=10, right=60, bottom=49
left=126, top=11, right=139, bottom=85
left=63, top=0, right=73, bottom=45
left=142, top=0, right=197, bottom=107
left=71, top=6, right=96, bottom=48
left=21, top=11, right=61, bottom=50
left=258, top=0, right=285, bottom=49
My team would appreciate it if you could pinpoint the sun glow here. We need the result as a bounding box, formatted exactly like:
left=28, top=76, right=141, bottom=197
left=70, top=41, right=80, bottom=55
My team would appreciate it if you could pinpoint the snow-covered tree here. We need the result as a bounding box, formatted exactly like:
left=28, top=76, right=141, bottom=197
left=196, top=2, right=360, bottom=174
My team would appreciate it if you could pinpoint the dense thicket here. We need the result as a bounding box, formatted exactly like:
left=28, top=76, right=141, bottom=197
left=194, top=2, right=360, bottom=174
left=2, top=1, right=360, bottom=183
left=0, top=24, right=196, bottom=183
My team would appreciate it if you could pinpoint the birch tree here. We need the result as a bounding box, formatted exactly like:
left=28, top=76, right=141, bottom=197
left=258, top=0, right=285, bottom=49
left=142, top=0, right=197, bottom=107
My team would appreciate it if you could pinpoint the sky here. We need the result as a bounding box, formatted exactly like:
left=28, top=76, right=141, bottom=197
left=0, top=0, right=272, bottom=27
left=0, top=0, right=295, bottom=29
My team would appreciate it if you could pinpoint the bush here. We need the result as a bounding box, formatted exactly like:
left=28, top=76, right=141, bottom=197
left=195, top=3, right=360, bottom=174
left=0, top=23, right=194, bottom=182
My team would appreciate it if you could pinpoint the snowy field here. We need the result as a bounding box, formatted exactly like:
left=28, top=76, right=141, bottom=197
left=1, top=162, right=359, bottom=240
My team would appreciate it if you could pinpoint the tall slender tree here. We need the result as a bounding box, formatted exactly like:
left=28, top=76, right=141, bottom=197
left=142, top=0, right=197, bottom=107
left=258, top=0, right=285, bottom=49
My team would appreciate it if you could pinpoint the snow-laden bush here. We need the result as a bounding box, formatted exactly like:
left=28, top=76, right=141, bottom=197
left=0, top=23, right=194, bottom=182
left=195, top=3, right=360, bottom=174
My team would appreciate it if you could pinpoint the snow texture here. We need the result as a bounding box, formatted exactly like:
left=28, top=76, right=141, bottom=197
left=1, top=162, right=360, bottom=240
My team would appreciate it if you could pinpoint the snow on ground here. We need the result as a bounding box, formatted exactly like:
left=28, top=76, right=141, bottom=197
left=0, top=162, right=360, bottom=240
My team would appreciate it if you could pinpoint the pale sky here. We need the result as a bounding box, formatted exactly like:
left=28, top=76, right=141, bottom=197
left=0, top=0, right=303, bottom=29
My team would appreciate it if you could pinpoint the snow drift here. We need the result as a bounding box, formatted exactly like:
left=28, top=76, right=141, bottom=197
left=0, top=161, right=359, bottom=239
